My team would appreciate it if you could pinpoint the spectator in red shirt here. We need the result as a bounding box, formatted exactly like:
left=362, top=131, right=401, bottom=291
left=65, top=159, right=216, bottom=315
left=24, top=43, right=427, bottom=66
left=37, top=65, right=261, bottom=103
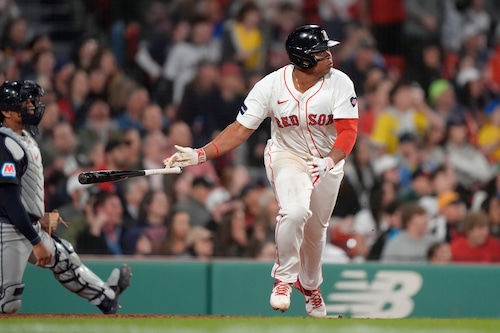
left=450, top=211, right=500, bottom=263
left=358, top=0, right=406, bottom=76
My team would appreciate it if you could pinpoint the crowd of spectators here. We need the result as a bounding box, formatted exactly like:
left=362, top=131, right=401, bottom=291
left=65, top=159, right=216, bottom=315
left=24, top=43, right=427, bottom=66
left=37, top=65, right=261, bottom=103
left=2, top=0, right=500, bottom=264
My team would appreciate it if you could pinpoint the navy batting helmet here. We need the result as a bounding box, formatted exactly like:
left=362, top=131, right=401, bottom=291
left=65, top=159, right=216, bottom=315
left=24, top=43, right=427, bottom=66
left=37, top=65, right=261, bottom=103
left=285, top=25, right=339, bottom=69
left=0, top=80, right=45, bottom=132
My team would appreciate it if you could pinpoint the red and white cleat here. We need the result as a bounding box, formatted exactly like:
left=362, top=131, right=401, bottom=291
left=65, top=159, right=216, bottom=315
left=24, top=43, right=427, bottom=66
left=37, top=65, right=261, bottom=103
left=294, top=279, right=326, bottom=318
left=270, top=280, right=292, bottom=312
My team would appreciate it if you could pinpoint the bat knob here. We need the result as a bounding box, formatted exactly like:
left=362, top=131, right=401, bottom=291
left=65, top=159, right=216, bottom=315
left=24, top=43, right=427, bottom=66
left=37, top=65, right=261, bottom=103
left=78, top=172, right=91, bottom=184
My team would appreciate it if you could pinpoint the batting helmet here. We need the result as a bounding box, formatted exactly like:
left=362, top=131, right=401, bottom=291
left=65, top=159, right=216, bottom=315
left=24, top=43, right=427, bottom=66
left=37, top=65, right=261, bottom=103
left=0, top=80, right=45, bottom=131
left=285, top=25, right=339, bottom=69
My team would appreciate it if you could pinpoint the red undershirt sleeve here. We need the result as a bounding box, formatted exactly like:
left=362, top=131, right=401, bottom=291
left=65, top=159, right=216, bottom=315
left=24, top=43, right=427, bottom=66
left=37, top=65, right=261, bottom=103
left=333, top=118, right=358, bottom=157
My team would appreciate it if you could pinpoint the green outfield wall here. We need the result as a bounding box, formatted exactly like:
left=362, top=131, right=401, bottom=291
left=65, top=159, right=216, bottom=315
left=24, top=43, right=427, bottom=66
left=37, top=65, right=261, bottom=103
left=19, top=259, right=500, bottom=318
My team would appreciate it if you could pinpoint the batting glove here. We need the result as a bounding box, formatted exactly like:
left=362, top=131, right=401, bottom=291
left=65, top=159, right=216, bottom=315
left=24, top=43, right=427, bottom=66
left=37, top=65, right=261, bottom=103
left=306, top=154, right=334, bottom=186
left=163, top=145, right=206, bottom=168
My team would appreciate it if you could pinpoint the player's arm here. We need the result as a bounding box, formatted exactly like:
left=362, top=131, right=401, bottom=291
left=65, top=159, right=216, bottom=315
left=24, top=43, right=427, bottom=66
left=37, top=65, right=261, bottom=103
left=328, top=72, right=359, bottom=163
left=165, top=74, right=271, bottom=168
left=164, top=121, right=255, bottom=167
left=0, top=184, right=41, bottom=245
left=201, top=121, right=255, bottom=160
left=307, top=73, right=358, bottom=184
left=307, top=118, right=358, bottom=185
left=329, top=118, right=358, bottom=163
left=202, top=77, right=271, bottom=160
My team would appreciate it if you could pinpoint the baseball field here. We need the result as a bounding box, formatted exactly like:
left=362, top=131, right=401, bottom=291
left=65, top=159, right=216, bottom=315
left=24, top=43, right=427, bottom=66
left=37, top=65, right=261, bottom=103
left=1, top=315, right=500, bottom=333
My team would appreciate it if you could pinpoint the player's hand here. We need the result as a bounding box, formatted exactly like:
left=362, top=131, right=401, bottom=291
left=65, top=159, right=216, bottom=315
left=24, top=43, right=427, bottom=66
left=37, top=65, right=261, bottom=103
left=306, top=154, right=334, bottom=186
left=33, top=242, right=52, bottom=267
left=163, top=145, right=206, bottom=168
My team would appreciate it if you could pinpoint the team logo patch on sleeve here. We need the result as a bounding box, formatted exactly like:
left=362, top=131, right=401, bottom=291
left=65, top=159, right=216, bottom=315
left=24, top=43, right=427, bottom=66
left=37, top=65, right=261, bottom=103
left=350, top=96, right=358, bottom=107
left=1, top=162, right=16, bottom=178
left=239, top=103, right=248, bottom=115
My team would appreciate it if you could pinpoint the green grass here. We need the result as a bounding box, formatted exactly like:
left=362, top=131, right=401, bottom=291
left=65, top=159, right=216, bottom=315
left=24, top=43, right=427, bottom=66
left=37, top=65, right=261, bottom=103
left=1, top=317, right=500, bottom=333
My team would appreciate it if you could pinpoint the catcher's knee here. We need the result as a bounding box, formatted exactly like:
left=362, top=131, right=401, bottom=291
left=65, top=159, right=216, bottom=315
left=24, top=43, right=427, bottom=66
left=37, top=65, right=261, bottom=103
left=52, top=235, right=82, bottom=270
left=0, top=283, right=24, bottom=314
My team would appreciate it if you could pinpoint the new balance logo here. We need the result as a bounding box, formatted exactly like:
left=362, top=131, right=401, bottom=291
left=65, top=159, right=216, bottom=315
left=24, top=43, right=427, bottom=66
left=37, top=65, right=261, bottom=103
left=325, top=270, right=423, bottom=318
left=277, top=100, right=288, bottom=104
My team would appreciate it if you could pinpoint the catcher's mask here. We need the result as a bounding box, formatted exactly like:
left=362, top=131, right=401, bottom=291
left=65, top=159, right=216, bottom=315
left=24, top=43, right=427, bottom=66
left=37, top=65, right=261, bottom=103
left=285, top=24, right=340, bottom=69
left=0, top=80, right=45, bottom=135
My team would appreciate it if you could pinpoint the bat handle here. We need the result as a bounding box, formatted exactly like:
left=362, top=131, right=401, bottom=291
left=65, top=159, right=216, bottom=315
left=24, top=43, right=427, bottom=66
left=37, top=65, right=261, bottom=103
left=143, top=167, right=183, bottom=176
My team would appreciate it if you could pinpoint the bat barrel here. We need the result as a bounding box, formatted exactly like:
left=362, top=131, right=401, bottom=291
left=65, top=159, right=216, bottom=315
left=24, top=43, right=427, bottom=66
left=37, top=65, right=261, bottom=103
left=77, top=170, right=133, bottom=184
left=78, top=172, right=95, bottom=184
left=78, top=167, right=182, bottom=184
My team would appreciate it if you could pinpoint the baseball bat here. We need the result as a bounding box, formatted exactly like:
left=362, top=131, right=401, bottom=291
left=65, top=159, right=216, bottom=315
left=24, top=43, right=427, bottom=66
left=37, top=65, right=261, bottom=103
left=78, top=167, right=183, bottom=184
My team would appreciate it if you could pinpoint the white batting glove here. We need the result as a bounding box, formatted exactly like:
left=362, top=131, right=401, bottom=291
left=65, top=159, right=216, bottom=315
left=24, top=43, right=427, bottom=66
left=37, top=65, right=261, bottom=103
left=306, top=154, right=334, bottom=186
left=163, top=145, right=206, bottom=168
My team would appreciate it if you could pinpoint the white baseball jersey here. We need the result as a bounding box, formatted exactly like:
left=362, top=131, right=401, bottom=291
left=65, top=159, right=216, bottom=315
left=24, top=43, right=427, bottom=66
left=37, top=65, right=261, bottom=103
left=236, top=64, right=358, bottom=158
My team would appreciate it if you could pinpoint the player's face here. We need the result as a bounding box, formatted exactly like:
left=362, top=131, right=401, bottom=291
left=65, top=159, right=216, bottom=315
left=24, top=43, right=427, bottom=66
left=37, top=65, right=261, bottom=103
left=20, top=98, right=36, bottom=114
left=312, top=49, right=333, bottom=75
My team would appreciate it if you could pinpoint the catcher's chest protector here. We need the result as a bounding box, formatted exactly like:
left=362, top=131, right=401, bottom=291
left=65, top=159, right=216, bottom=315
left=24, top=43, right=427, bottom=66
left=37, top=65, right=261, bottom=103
left=0, top=127, right=44, bottom=219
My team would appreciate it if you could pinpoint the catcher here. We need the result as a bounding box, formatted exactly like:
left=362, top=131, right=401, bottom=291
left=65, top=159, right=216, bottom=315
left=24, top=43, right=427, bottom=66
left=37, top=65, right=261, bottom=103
left=0, top=80, right=132, bottom=314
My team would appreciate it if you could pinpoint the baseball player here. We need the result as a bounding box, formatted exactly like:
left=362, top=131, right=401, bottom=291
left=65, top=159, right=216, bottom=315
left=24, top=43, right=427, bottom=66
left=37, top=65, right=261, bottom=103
left=0, top=80, right=131, bottom=314
left=164, top=24, right=358, bottom=317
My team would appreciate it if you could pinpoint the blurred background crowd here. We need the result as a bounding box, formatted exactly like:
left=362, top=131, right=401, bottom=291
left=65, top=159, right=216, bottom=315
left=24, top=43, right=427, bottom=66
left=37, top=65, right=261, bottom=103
left=2, top=0, right=500, bottom=264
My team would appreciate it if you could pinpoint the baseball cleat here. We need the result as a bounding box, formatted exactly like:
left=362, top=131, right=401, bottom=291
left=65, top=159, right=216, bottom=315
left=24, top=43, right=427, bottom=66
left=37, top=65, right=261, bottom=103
left=294, top=278, right=326, bottom=318
left=99, top=264, right=132, bottom=314
left=114, top=263, right=132, bottom=296
left=270, top=280, right=292, bottom=312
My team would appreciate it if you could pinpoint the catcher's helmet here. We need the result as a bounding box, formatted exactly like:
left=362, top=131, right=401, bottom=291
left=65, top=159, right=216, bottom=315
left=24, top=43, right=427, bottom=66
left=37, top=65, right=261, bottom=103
left=0, top=80, right=45, bottom=132
left=285, top=25, right=339, bottom=69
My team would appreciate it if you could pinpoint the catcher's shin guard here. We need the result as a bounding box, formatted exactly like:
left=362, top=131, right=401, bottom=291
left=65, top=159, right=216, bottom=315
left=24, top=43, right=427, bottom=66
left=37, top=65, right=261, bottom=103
left=0, top=283, right=24, bottom=314
left=98, top=264, right=132, bottom=314
left=50, top=236, right=116, bottom=307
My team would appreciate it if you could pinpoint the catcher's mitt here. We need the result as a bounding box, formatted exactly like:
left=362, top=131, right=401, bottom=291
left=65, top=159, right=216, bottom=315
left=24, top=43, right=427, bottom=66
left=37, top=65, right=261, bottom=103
left=40, top=209, right=69, bottom=235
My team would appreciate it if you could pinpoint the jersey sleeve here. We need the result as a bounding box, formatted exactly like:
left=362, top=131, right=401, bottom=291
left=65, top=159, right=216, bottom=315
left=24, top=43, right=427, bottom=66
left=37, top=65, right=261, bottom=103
left=236, top=74, right=273, bottom=130
left=332, top=70, right=359, bottom=120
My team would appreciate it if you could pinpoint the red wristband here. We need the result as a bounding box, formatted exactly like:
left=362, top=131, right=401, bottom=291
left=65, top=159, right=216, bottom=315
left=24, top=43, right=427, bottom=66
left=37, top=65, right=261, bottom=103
left=209, top=141, right=220, bottom=157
